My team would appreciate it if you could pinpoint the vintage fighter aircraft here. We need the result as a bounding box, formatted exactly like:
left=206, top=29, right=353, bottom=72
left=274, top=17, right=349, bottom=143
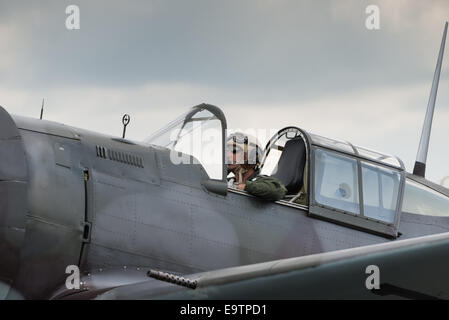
left=1, top=23, right=449, bottom=300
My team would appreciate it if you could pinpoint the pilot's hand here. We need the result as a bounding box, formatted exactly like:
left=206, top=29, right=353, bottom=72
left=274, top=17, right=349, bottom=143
left=237, top=183, right=246, bottom=190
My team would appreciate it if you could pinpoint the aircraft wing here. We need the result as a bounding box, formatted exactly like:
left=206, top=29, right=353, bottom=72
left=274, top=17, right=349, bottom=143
left=88, top=231, right=449, bottom=300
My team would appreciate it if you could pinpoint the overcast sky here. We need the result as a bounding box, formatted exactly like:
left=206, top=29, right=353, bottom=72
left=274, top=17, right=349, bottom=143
left=1, top=0, right=449, bottom=184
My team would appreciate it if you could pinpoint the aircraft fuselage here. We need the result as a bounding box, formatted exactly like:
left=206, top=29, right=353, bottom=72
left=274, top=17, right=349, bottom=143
left=1, top=110, right=448, bottom=299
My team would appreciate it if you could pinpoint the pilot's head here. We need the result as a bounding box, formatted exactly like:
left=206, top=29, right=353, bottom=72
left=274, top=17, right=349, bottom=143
left=226, top=132, right=262, bottom=174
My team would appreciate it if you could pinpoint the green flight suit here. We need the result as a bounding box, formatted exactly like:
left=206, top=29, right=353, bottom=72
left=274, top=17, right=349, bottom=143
left=244, top=174, right=287, bottom=201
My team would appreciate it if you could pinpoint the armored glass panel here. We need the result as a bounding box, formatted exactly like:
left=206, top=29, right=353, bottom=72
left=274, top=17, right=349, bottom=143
left=146, top=108, right=223, bottom=179
left=260, top=148, right=282, bottom=176
left=361, top=162, right=400, bottom=223
left=403, top=179, right=449, bottom=216
left=314, top=148, right=360, bottom=214
left=260, top=134, right=289, bottom=176
left=356, top=146, right=401, bottom=168
left=309, top=133, right=354, bottom=154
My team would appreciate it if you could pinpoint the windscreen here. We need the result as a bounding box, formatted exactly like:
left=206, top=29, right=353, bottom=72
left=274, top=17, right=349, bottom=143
left=146, top=107, right=224, bottom=180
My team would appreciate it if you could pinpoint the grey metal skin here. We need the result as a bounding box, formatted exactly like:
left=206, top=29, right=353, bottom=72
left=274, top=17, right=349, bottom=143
left=0, top=107, right=28, bottom=299
left=1, top=104, right=449, bottom=300
left=94, top=231, right=449, bottom=300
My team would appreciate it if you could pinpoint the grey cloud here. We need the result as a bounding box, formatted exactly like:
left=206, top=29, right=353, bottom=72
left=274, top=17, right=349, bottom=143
left=1, top=0, right=449, bottom=103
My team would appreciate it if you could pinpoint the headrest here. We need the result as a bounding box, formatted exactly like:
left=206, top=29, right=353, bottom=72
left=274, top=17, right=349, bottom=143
left=272, top=138, right=306, bottom=194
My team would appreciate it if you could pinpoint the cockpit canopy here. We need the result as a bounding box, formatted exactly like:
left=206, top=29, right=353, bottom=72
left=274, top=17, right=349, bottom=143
left=308, top=133, right=404, bottom=170
left=147, top=104, right=411, bottom=238
left=260, top=126, right=405, bottom=237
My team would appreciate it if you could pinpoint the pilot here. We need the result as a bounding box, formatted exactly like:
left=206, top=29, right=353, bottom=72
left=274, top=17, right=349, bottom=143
left=226, top=132, right=287, bottom=201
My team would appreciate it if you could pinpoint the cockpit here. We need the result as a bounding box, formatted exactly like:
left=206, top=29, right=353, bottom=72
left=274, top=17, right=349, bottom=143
left=146, top=104, right=449, bottom=239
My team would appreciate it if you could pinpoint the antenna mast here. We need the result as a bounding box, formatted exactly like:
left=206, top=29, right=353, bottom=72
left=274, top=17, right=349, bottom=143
left=40, top=98, right=44, bottom=120
left=413, top=22, right=448, bottom=177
